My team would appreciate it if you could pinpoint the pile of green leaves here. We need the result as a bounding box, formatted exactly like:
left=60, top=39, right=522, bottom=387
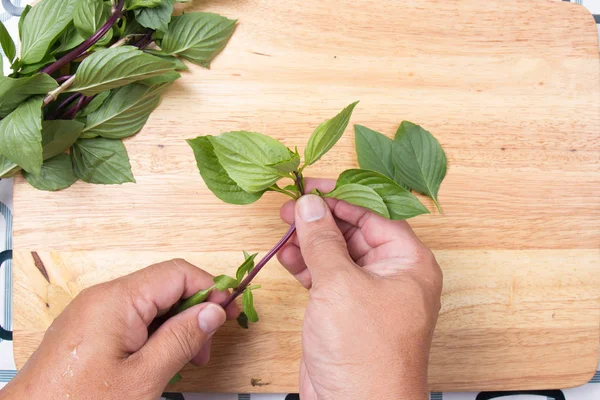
left=183, top=102, right=448, bottom=328
left=0, top=0, right=237, bottom=191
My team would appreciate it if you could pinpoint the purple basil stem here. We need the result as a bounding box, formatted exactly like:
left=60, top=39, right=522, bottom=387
left=41, top=0, right=125, bottom=76
left=45, top=93, right=81, bottom=120
left=221, top=223, right=297, bottom=309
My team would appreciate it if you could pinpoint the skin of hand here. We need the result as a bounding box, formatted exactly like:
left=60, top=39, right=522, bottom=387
left=0, top=259, right=239, bottom=400
left=278, top=179, right=443, bottom=400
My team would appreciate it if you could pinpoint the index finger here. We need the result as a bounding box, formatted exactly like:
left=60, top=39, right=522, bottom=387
left=117, top=259, right=239, bottom=326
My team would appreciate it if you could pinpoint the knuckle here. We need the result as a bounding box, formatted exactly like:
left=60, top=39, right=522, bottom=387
left=407, top=242, right=435, bottom=265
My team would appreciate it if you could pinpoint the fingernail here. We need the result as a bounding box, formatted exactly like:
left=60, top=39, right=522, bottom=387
left=198, top=303, right=226, bottom=334
left=297, top=195, right=326, bottom=222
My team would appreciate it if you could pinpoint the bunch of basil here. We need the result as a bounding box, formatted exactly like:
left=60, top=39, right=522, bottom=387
left=0, top=0, right=236, bottom=191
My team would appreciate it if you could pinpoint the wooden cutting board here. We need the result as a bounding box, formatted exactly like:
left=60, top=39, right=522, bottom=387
left=11, top=0, right=600, bottom=393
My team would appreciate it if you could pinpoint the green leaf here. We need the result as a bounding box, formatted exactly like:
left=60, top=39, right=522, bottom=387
left=0, top=74, right=57, bottom=118
left=213, top=275, right=239, bottom=291
left=71, top=138, right=135, bottom=184
left=236, top=252, right=257, bottom=283
left=177, top=286, right=213, bottom=313
left=122, top=17, right=144, bottom=37
left=52, top=24, right=86, bottom=56
left=160, top=12, right=237, bottom=68
left=0, top=156, right=20, bottom=178
left=168, top=373, right=182, bottom=385
left=336, top=170, right=429, bottom=220
left=236, top=312, right=249, bottom=329
left=68, top=46, right=176, bottom=95
left=187, top=136, right=265, bottom=205
left=324, top=183, right=389, bottom=218
left=134, top=0, right=174, bottom=32
left=127, top=0, right=163, bottom=10
left=20, top=0, right=80, bottom=64
left=24, top=154, right=78, bottom=191
left=42, top=119, right=83, bottom=160
left=304, top=101, right=358, bottom=166
left=18, top=5, right=32, bottom=41
left=139, top=71, right=181, bottom=86
left=0, top=20, right=16, bottom=62
left=74, top=0, right=113, bottom=46
left=42, top=120, right=84, bottom=159
left=282, top=184, right=301, bottom=194
left=148, top=54, right=188, bottom=70
left=208, top=131, right=292, bottom=193
left=82, top=84, right=164, bottom=139
left=268, top=149, right=301, bottom=174
left=0, top=96, right=43, bottom=175
left=242, top=289, right=258, bottom=323
left=75, top=91, right=111, bottom=118
left=19, top=54, right=56, bottom=75
left=392, top=121, right=447, bottom=212
left=0, top=119, right=83, bottom=178
left=354, top=124, right=400, bottom=184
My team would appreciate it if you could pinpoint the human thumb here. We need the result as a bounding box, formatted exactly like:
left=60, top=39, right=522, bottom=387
left=295, top=194, right=353, bottom=283
left=135, top=302, right=226, bottom=381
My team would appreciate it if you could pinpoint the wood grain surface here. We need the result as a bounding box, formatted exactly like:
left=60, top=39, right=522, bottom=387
left=12, top=0, right=600, bottom=393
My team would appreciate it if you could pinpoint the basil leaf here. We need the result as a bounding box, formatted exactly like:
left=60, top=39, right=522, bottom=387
left=160, top=12, right=237, bottom=68
left=0, top=96, right=44, bottom=175
left=242, top=289, right=258, bottom=323
left=74, top=0, right=113, bottom=46
left=82, top=84, right=163, bottom=139
left=392, top=121, right=447, bottom=212
left=236, top=252, right=257, bottom=283
left=19, top=54, right=56, bottom=76
left=213, top=275, right=239, bottom=291
left=18, top=5, right=32, bottom=41
left=236, top=312, right=249, bottom=329
left=168, top=373, right=182, bottom=385
left=177, top=287, right=213, bottom=313
left=42, top=120, right=85, bottom=159
left=336, top=169, right=429, bottom=220
left=282, top=184, right=300, bottom=192
left=325, top=183, right=389, bottom=218
left=20, top=0, right=79, bottom=64
left=0, top=21, right=16, bottom=62
left=71, top=138, right=135, bottom=184
left=268, top=149, right=301, bottom=174
left=139, top=71, right=181, bottom=86
left=75, top=92, right=111, bottom=118
left=0, top=74, right=58, bottom=118
left=149, top=54, right=188, bottom=70
left=127, top=0, right=163, bottom=10
left=304, top=101, right=358, bottom=166
left=0, top=119, right=83, bottom=178
left=53, top=24, right=86, bottom=55
left=24, top=154, right=78, bottom=191
left=0, top=156, right=20, bottom=178
left=187, top=136, right=265, bottom=205
left=134, top=0, right=174, bottom=32
left=208, top=131, right=291, bottom=193
left=354, top=124, right=400, bottom=183
left=69, top=46, right=176, bottom=95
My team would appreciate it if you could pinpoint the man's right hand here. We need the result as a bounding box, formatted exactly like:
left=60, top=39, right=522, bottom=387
left=278, top=179, right=443, bottom=400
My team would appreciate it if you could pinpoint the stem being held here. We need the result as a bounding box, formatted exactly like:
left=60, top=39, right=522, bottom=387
left=40, top=0, right=126, bottom=76
left=220, top=222, right=297, bottom=309
left=220, top=174, right=305, bottom=309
